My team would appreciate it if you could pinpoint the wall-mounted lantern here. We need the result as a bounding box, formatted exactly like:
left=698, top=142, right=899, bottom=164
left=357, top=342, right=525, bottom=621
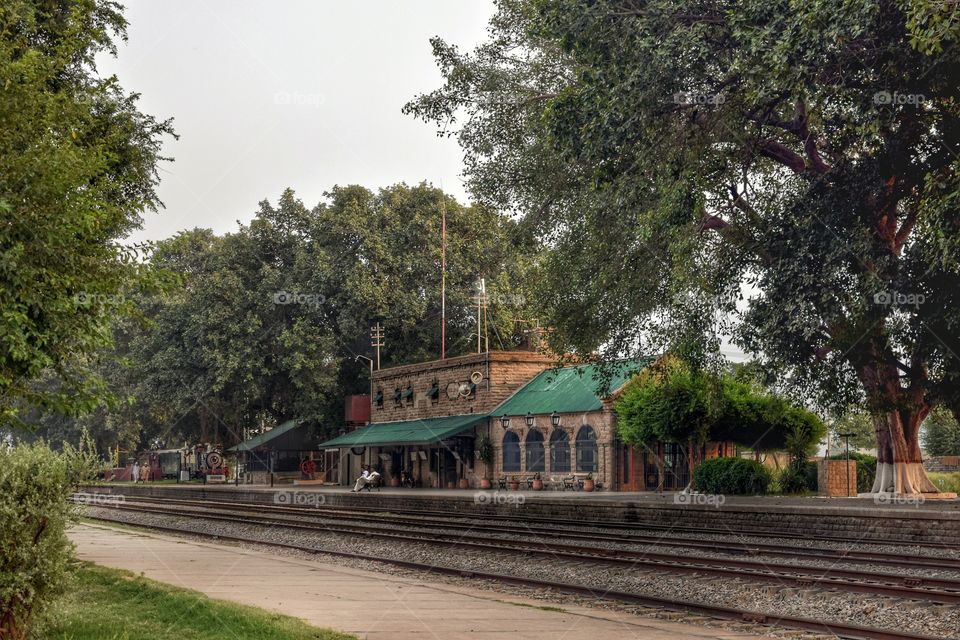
left=551, top=411, right=561, bottom=427
left=524, top=412, right=535, bottom=428
left=500, top=414, right=511, bottom=429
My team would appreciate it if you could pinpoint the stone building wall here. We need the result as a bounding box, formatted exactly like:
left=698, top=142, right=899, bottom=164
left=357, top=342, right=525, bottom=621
left=487, top=406, right=618, bottom=489
left=370, top=351, right=553, bottom=423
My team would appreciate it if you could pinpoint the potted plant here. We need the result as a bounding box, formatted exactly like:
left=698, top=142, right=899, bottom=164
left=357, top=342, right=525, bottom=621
left=476, top=433, right=494, bottom=489
left=508, top=475, right=521, bottom=491
left=531, top=471, right=543, bottom=491
left=458, top=477, right=470, bottom=489
left=582, top=473, right=595, bottom=492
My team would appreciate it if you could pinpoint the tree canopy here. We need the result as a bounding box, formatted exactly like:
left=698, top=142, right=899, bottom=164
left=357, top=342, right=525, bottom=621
left=615, top=358, right=825, bottom=453
left=14, top=183, right=540, bottom=451
left=0, top=0, right=174, bottom=427
left=407, top=0, right=960, bottom=492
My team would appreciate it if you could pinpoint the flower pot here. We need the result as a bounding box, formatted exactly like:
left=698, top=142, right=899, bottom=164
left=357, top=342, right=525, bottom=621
left=582, top=479, right=595, bottom=492
left=479, top=478, right=492, bottom=490
left=532, top=479, right=543, bottom=491
left=390, top=477, right=400, bottom=487
left=458, top=478, right=470, bottom=489
left=508, top=481, right=520, bottom=491
left=446, top=481, right=456, bottom=489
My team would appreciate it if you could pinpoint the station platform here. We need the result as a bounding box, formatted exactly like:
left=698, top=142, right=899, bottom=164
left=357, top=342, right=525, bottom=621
left=80, top=482, right=960, bottom=546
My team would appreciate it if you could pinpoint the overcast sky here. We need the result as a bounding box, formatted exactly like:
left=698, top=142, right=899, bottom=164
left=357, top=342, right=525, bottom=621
left=100, top=0, right=494, bottom=243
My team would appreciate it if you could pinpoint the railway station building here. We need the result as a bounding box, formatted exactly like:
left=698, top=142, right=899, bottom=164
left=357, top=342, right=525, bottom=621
left=318, top=350, right=727, bottom=491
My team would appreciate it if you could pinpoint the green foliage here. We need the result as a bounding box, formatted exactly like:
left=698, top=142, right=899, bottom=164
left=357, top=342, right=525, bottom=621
left=615, top=358, right=717, bottom=446
left=616, top=359, right=825, bottom=452
left=0, top=0, right=175, bottom=426
left=408, top=0, right=960, bottom=473
left=37, top=563, right=355, bottom=640
left=829, top=410, right=878, bottom=451
left=693, top=457, right=772, bottom=495
left=21, top=183, right=539, bottom=448
left=475, top=433, right=494, bottom=465
left=827, top=451, right=878, bottom=493
left=60, top=428, right=103, bottom=486
left=921, top=406, right=960, bottom=456
left=777, top=461, right=818, bottom=495
left=0, top=442, right=76, bottom=638
left=928, top=472, right=960, bottom=494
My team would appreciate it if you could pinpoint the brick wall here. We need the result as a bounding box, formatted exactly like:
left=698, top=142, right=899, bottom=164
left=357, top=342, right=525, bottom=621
left=370, top=351, right=553, bottom=423
left=488, top=406, right=617, bottom=489
left=818, top=459, right=858, bottom=497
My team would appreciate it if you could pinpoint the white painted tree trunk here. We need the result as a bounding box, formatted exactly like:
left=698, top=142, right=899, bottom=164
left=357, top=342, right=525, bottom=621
left=870, top=461, right=939, bottom=494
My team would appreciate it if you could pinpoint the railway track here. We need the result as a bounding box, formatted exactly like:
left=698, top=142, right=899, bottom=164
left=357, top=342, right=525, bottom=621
left=89, top=493, right=960, bottom=573
left=78, top=496, right=958, bottom=640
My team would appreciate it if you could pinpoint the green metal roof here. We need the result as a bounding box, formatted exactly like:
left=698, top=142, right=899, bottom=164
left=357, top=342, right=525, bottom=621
left=492, top=358, right=652, bottom=416
left=319, top=414, right=486, bottom=448
left=228, top=419, right=302, bottom=452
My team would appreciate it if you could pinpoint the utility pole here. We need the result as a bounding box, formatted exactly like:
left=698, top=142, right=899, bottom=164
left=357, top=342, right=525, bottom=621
left=370, top=323, right=384, bottom=370
left=475, top=278, right=487, bottom=354
left=441, top=197, right=446, bottom=360
left=838, top=432, right=855, bottom=497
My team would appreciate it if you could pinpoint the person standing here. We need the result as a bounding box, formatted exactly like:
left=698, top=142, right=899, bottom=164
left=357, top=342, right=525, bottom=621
left=131, top=461, right=140, bottom=483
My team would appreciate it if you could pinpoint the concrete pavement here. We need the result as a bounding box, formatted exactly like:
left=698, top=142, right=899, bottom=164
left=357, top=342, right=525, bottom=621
left=70, top=523, right=770, bottom=640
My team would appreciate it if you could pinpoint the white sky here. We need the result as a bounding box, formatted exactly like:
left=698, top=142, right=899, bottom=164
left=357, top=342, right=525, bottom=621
left=99, top=0, right=495, bottom=242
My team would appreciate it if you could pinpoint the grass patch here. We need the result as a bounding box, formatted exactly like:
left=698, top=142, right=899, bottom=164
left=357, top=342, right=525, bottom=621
left=37, top=563, right=355, bottom=640
left=928, top=472, right=960, bottom=493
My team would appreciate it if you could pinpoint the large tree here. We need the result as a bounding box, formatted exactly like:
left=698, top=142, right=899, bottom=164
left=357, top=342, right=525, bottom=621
left=0, top=0, right=173, bottom=427
left=407, top=0, right=960, bottom=493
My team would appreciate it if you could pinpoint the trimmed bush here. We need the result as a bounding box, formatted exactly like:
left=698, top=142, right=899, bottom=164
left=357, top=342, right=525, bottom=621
left=0, top=442, right=76, bottom=639
left=693, top=456, right=772, bottom=495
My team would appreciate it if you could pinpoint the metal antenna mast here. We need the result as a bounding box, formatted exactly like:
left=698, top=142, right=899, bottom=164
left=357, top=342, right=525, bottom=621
left=370, top=323, right=384, bottom=370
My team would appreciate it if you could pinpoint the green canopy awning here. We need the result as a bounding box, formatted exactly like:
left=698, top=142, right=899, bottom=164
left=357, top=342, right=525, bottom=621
left=228, top=420, right=303, bottom=452
left=319, top=414, right=486, bottom=448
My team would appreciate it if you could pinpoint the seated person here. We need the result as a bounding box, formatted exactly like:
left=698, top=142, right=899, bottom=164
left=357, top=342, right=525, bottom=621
left=351, top=464, right=380, bottom=492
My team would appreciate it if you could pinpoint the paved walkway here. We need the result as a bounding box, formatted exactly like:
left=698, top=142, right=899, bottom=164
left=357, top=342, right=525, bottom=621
left=71, top=523, right=768, bottom=640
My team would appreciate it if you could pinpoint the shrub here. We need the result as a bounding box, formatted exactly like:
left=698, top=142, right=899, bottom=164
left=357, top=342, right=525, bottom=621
left=826, top=452, right=877, bottom=493
left=693, top=457, right=772, bottom=495
left=0, top=442, right=76, bottom=639
left=777, top=461, right=818, bottom=494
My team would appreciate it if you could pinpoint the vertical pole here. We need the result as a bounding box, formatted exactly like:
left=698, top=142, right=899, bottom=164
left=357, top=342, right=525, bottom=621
left=476, top=280, right=482, bottom=354
left=441, top=198, right=446, bottom=360
left=845, top=436, right=851, bottom=497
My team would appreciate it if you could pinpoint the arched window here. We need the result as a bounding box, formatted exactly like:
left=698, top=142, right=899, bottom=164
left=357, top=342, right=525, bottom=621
left=502, top=432, right=520, bottom=472
left=576, top=425, right=597, bottom=473
left=525, top=429, right=545, bottom=472
left=550, top=430, right=571, bottom=473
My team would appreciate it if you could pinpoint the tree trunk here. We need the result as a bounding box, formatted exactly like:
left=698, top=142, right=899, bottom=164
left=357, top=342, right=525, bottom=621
left=864, top=364, right=938, bottom=494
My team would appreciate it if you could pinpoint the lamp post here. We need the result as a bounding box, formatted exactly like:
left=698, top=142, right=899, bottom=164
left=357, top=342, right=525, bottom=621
left=838, top=432, right=855, bottom=497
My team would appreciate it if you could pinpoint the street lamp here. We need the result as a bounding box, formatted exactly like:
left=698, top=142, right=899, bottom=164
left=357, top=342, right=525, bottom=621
left=500, top=414, right=511, bottom=429
left=550, top=411, right=561, bottom=427
left=524, top=412, right=535, bottom=428
left=838, top=432, right=855, bottom=497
